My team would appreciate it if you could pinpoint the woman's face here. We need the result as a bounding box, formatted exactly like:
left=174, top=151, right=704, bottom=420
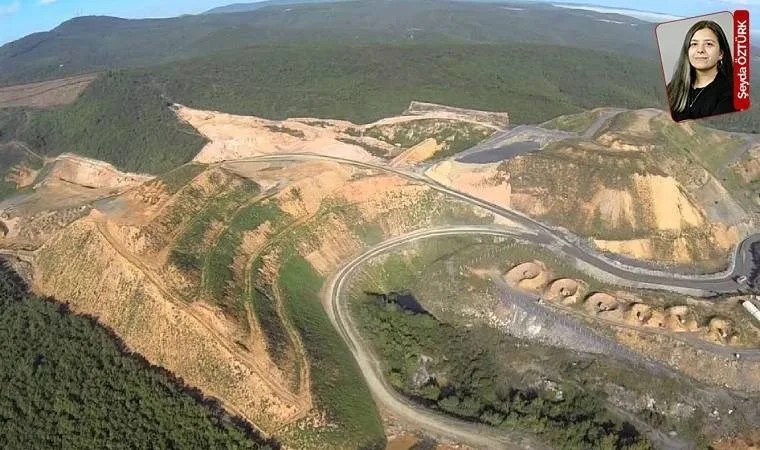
left=688, top=28, right=723, bottom=71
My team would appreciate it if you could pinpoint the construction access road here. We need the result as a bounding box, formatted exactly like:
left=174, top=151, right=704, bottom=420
left=217, top=154, right=760, bottom=449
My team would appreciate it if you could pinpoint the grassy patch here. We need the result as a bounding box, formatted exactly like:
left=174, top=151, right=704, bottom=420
left=169, top=180, right=258, bottom=285
left=540, top=109, right=601, bottom=133
left=263, top=124, right=305, bottom=138
left=249, top=257, right=294, bottom=372
left=158, top=163, right=207, bottom=195
left=364, top=119, right=494, bottom=159
left=277, top=250, right=385, bottom=448
left=205, top=201, right=288, bottom=318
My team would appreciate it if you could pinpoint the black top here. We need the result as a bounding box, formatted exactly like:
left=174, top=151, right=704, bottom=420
left=671, top=71, right=736, bottom=122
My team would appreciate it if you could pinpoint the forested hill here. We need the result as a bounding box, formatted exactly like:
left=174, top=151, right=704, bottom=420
left=0, top=0, right=658, bottom=86
left=204, top=0, right=353, bottom=15
left=0, top=262, right=277, bottom=449
left=3, top=42, right=665, bottom=175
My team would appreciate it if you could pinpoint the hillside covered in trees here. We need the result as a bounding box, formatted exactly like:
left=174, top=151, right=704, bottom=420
left=0, top=263, right=277, bottom=449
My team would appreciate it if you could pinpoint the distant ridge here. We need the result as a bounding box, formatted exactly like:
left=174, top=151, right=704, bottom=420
left=204, top=0, right=349, bottom=15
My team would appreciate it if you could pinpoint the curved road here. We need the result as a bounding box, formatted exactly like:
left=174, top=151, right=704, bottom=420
left=324, top=226, right=760, bottom=449
left=219, top=153, right=760, bottom=297
left=217, top=153, right=758, bottom=448
left=324, top=227, right=554, bottom=450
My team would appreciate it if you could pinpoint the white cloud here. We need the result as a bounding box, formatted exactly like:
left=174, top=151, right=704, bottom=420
left=39, top=0, right=56, bottom=4
left=0, top=0, right=20, bottom=16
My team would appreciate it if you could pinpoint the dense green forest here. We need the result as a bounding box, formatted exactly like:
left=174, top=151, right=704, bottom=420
left=154, top=42, right=664, bottom=124
left=0, top=263, right=277, bottom=449
left=355, top=297, right=652, bottom=450
left=0, top=0, right=660, bottom=86
left=0, top=0, right=757, bottom=180
left=1, top=41, right=667, bottom=176
left=17, top=71, right=206, bottom=174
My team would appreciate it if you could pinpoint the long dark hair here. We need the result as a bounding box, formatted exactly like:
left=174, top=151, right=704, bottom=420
left=666, top=20, right=733, bottom=113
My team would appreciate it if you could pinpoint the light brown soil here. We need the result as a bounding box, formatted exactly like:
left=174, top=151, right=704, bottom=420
left=544, top=278, right=585, bottom=305
left=584, top=292, right=619, bottom=314
left=301, top=215, right=362, bottom=276
left=0, top=74, right=97, bottom=108
left=735, top=145, right=760, bottom=183
left=273, top=165, right=353, bottom=218
left=43, top=153, right=154, bottom=189
left=425, top=161, right=511, bottom=210
left=386, top=434, right=421, bottom=450
left=644, top=309, right=667, bottom=329
left=624, top=303, right=653, bottom=325
left=707, top=317, right=735, bottom=343
left=632, top=173, right=704, bottom=231
left=404, top=101, right=509, bottom=129
left=584, top=188, right=637, bottom=229
left=5, top=161, right=38, bottom=188
left=32, top=217, right=304, bottom=431
left=593, top=238, right=653, bottom=260
left=504, top=261, right=550, bottom=292
left=613, top=328, right=760, bottom=392
left=712, top=430, right=760, bottom=450
left=175, top=105, right=379, bottom=164
left=390, top=138, right=443, bottom=167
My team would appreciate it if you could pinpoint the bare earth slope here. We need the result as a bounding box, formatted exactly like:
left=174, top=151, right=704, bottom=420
left=2, top=102, right=760, bottom=449
left=0, top=74, right=97, bottom=108
left=427, top=108, right=758, bottom=270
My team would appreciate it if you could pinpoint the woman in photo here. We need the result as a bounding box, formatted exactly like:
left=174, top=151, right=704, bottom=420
left=667, top=20, right=736, bottom=121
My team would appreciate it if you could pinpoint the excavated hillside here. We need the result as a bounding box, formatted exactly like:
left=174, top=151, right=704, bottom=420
left=3, top=102, right=760, bottom=448
left=427, top=108, right=759, bottom=270
left=0, top=103, right=503, bottom=448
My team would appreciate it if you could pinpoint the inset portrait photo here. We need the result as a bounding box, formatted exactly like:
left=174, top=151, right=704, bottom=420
left=656, top=12, right=747, bottom=122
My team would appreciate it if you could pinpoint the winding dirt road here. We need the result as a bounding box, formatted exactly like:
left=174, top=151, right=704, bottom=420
left=323, top=225, right=760, bottom=449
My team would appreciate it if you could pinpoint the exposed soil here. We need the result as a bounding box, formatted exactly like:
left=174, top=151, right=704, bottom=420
left=404, top=101, right=509, bottom=129
left=584, top=187, right=637, bottom=229
left=175, top=105, right=379, bottom=164
left=0, top=74, right=97, bottom=108
left=32, top=216, right=304, bottom=431
left=425, top=160, right=510, bottom=210
left=390, top=138, right=443, bottom=167
left=632, top=173, right=703, bottom=231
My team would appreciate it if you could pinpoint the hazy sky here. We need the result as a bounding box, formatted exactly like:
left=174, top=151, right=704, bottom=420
left=0, top=0, right=758, bottom=45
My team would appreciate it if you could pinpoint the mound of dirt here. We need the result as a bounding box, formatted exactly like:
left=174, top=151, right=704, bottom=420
left=505, top=261, right=550, bottom=292
left=644, top=309, right=667, bottom=329
left=707, top=317, right=734, bottom=343
left=584, top=292, right=619, bottom=315
left=544, top=278, right=584, bottom=305
left=624, top=303, right=653, bottom=325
